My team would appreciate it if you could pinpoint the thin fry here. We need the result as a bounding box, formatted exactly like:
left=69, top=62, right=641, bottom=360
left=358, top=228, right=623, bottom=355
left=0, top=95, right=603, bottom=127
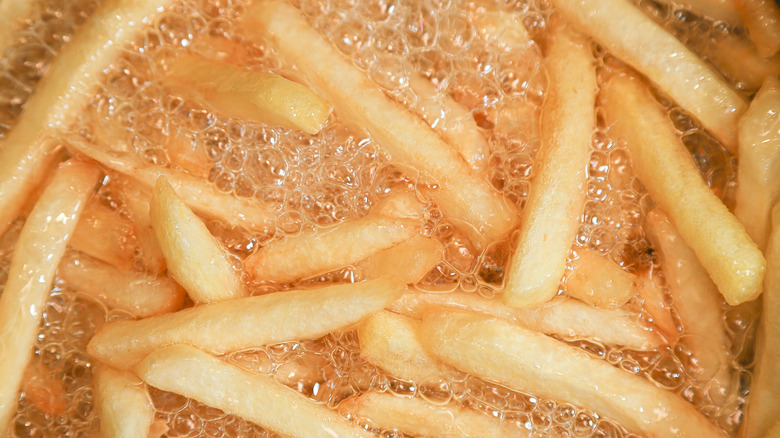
left=736, top=0, right=780, bottom=58
left=635, top=270, right=679, bottom=342
left=70, top=200, right=137, bottom=271
left=565, top=248, right=635, bottom=309
left=93, top=365, right=155, bottom=438
left=115, top=178, right=166, bottom=274
left=358, top=235, right=444, bottom=284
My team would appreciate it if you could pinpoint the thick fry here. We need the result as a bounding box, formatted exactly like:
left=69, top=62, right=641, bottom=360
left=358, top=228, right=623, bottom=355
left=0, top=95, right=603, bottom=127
left=635, top=270, right=679, bottom=342
left=603, top=74, right=765, bottom=305
left=552, top=0, right=747, bottom=151
left=93, top=366, right=155, bottom=438
left=241, top=0, right=517, bottom=245
left=420, top=309, right=727, bottom=438
left=565, top=248, right=635, bottom=309
left=734, top=76, right=780, bottom=251
left=357, top=235, right=444, bottom=284
left=503, top=24, right=596, bottom=308
left=709, top=37, right=780, bottom=91
left=115, top=178, right=166, bottom=274
left=88, top=277, right=405, bottom=370
left=736, top=0, right=780, bottom=58
left=135, top=344, right=371, bottom=438
left=0, top=0, right=35, bottom=58
left=0, top=160, right=100, bottom=431
left=70, top=200, right=137, bottom=271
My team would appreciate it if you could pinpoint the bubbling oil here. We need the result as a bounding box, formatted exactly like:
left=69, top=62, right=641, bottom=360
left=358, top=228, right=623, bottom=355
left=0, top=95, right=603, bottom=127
left=0, top=0, right=759, bottom=436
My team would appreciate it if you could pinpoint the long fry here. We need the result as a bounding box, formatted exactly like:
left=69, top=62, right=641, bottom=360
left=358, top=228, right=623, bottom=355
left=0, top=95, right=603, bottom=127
left=565, top=248, right=635, bottom=309
left=93, top=366, right=155, bottom=438
left=420, top=309, right=727, bottom=438
left=603, top=74, right=765, bottom=305
left=735, top=0, right=780, bottom=58
left=70, top=200, right=137, bottom=270
left=0, top=159, right=100, bottom=431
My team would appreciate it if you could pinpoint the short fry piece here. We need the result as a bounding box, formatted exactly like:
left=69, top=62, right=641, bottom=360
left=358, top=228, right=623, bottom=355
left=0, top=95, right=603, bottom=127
left=0, top=160, right=100, bottom=431
left=70, top=200, right=137, bottom=270
left=93, top=366, right=155, bottom=438
left=88, top=277, right=405, bottom=370
left=135, top=344, right=371, bottom=438
left=565, top=248, right=635, bottom=309
left=357, top=235, right=444, bottom=284
left=736, top=0, right=780, bottom=58
left=420, top=309, right=727, bottom=438
left=603, top=74, right=765, bottom=305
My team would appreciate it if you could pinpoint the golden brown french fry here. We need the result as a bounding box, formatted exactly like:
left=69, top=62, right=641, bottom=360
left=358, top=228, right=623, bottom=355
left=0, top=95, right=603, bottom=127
left=58, top=250, right=185, bottom=318
left=150, top=177, right=245, bottom=303
left=420, top=309, right=727, bottom=438
left=734, top=76, right=780, bottom=251
left=114, top=178, right=166, bottom=275
left=241, top=0, right=517, bottom=246
left=552, top=0, right=747, bottom=151
left=135, top=344, right=372, bottom=438
left=736, top=0, right=780, bottom=58
left=93, top=365, right=155, bottom=438
left=88, top=277, right=405, bottom=370
left=0, top=159, right=100, bottom=431
left=341, top=392, right=525, bottom=438
left=634, top=270, right=679, bottom=342
left=70, top=200, right=137, bottom=271
left=503, top=24, right=596, bottom=308
left=709, top=36, right=780, bottom=91
left=603, top=74, right=765, bottom=305
left=246, top=215, right=419, bottom=283
left=357, top=235, right=444, bottom=284
left=565, top=248, right=635, bottom=309
left=0, top=0, right=35, bottom=61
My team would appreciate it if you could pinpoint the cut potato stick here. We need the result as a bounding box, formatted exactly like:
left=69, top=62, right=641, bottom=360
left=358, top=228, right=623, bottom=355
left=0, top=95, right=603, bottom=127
left=0, top=0, right=35, bottom=58
left=357, top=311, right=455, bottom=384
left=565, top=248, right=635, bottom=309
left=657, top=0, right=742, bottom=25
left=390, top=291, right=662, bottom=350
left=357, top=235, right=444, bottom=284
left=603, top=74, right=765, bottom=305
left=635, top=270, right=679, bottom=343
left=70, top=200, right=137, bottom=271
left=88, top=277, right=405, bottom=370
left=0, top=159, right=100, bottom=431
left=150, top=177, right=245, bottom=303
left=0, top=0, right=177, bottom=239
left=503, top=24, right=596, bottom=308
left=246, top=215, right=419, bottom=283
left=734, top=76, right=780, bottom=251
left=552, top=0, right=747, bottom=151
left=341, top=392, right=525, bottom=438
left=93, top=366, right=155, bottom=438
left=58, top=250, right=185, bottom=318
left=166, top=53, right=333, bottom=135
left=709, top=36, right=780, bottom=92
left=420, top=309, right=727, bottom=438
left=114, top=178, right=166, bottom=274
left=135, top=344, right=371, bottom=438
left=241, top=0, right=517, bottom=245
left=372, top=188, right=426, bottom=220
left=735, top=0, right=780, bottom=58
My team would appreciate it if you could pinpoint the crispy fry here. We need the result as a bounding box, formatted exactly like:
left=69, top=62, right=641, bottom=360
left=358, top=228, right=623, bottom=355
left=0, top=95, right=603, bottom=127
left=150, top=177, right=245, bottom=303
left=552, top=0, right=747, bottom=151
left=635, top=270, right=679, bottom=342
left=93, top=365, right=155, bottom=438
left=420, top=309, right=727, bottom=438
left=0, top=0, right=35, bottom=58
left=70, top=200, right=137, bottom=271
left=503, top=24, right=596, bottom=308
left=135, top=344, right=372, bottom=438
left=88, top=277, right=405, bottom=370
left=565, top=248, right=635, bottom=309
left=603, top=74, right=765, bottom=305
left=357, top=235, right=444, bottom=284
left=709, top=36, right=780, bottom=91
left=736, top=0, right=780, bottom=58
left=114, top=178, right=166, bottom=275
left=0, top=159, right=100, bottom=431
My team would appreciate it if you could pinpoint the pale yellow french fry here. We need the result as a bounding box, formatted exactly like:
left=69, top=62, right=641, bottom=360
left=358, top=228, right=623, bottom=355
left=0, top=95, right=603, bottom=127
left=240, top=0, right=517, bottom=245
left=736, top=0, right=780, bottom=58
left=657, top=0, right=742, bottom=25
left=166, top=53, right=333, bottom=135
left=246, top=215, right=419, bottom=283
left=135, top=344, right=371, bottom=438
left=93, top=366, right=155, bottom=438
left=503, top=24, right=596, bottom=308
left=390, top=291, right=663, bottom=350
left=88, top=277, right=405, bottom=370
left=357, top=235, right=444, bottom=284
left=0, top=0, right=35, bottom=61
left=420, top=309, right=727, bottom=438
left=115, top=178, right=166, bottom=275
left=0, top=0, right=177, bottom=238
left=603, top=74, right=765, bottom=305
left=70, top=200, right=137, bottom=271
left=709, top=36, right=780, bottom=91
left=341, top=392, right=525, bottom=438
left=357, top=310, right=454, bottom=384
left=372, top=188, right=426, bottom=220
left=634, top=270, right=679, bottom=343
left=0, top=159, right=100, bottom=431
left=552, top=0, right=747, bottom=151
left=741, top=203, right=780, bottom=438
left=150, top=177, right=245, bottom=303
left=565, top=248, right=635, bottom=309
left=734, top=76, right=780, bottom=251
left=57, top=250, right=185, bottom=318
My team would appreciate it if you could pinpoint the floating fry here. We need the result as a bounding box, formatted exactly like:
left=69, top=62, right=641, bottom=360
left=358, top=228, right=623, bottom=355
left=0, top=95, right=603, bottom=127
left=420, top=309, right=727, bottom=438
left=634, top=270, right=679, bottom=342
left=135, top=344, right=372, bottom=438
left=565, top=248, right=635, bottom=309
left=70, top=200, right=137, bottom=271
left=709, top=36, right=780, bottom=92
left=93, top=365, right=155, bottom=438
left=503, top=24, right=596, bottom=308
left=0, top=159, right=100, bottom=431
left=88, top=277, right=405, bottom=370
left=736, top=0, right=780, bottom=58
left=114, top=178, right=166, bottom=274
left=357, top=235, right=444, bottom=284
left=603, top=74, right=765, bottom=305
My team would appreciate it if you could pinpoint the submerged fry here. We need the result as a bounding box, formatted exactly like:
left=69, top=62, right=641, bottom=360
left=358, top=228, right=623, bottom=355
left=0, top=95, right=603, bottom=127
left=736, top=0, right=780, bottom=58
left=93, top=366, right=155, bottom=438
left=565, top=248, right=635, bottom=309
left=709, top=36, right=780, bottom=92
left=115, top=178, right=166, bottom=274
left=635, top=270, right=679, bottom=342
left=357, top=235, right=444, bottom=284
left=70, top=200, right=137, bottom=271
left=658, top=0, right=742, bottom=25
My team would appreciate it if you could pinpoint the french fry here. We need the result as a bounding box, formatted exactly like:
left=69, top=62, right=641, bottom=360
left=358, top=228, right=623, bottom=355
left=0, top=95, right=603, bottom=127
left=565, top=248, right=635, bottom=309
left=552, top=0, right=747, bottom=151
left=246, top=215, right=419, bottom=283
left=735, top=0, right=780, bottom=58
left=734, top=76, right=780, bottom=251
left=0, top=159, right=100, bottom=431
left=88, top=277, right=405, bottom=370
left=341, top=392, right=524, bottom=438
left=70, top=200, right=137, bottom=271
left=634, top=270, right=679, bottom=342
left=162, top=130, right=212, bottom=178
left=0, top=0, right=35, bottom=58
left=150, top=177, right=246, bottom=303
left=357, top=235, right=444, bottom=284
left=372, top=188, right=426, bottom=220
left=709, top=36, right=780, bottom=91
left=656, top=0, right=743, bottom=25
left=603, top=74, right=765, bottom=305
left=57, top=250, right=185, bottom=318
left=21, top=362, right=68, bottom=416
left=93, top=365, right=155, bottom=438
left=420, top=309, right=727, bottom=438
left=135, top=344, right=372, bottom=438
left=114, top=178, right=166, bottom=275
left=503, top=24, right=596, bottom=308
left=240, top=0, right=517, bottom=246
